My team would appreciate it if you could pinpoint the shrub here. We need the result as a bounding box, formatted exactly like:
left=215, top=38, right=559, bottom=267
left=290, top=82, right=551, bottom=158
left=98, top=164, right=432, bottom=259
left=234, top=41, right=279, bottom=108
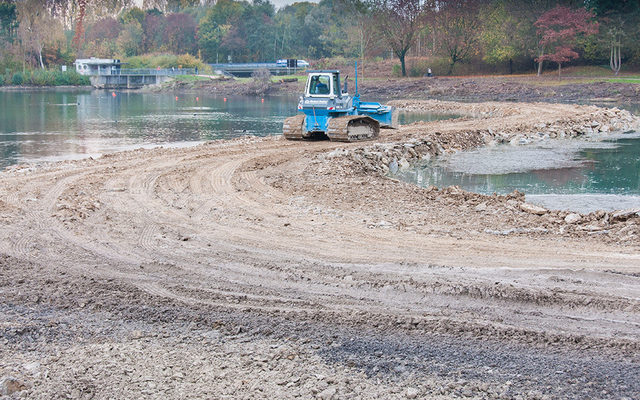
left=11, top=72, right=23, bottom=85
left=67, top=70, right=90, bottom=86
left=250, top=68, right=272, bottom=95
left=409, top=60, right=431, bottom=77
left=53, top=70, right=71, bottom=85
left=0, top=74, right=4, bottom=86
left=392, top=64, right=401, bottom=77
left=29, top=69, right=56, bottom=86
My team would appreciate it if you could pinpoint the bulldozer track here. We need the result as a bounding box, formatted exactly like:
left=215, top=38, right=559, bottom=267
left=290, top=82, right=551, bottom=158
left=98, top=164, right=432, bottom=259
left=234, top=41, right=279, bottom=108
left=326, top=115, right=380, bottom=142
left=282, top=114, right=307, bottom=140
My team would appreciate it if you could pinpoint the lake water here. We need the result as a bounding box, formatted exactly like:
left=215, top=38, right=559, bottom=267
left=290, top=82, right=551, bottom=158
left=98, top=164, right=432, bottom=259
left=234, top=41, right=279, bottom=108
left=2, top=90, right=638, bottom=212
left=0, top=90, right=295, bottom=167
left=392, top=132, right=640, bottom=213
left=0, top=90, right=446, bottom=168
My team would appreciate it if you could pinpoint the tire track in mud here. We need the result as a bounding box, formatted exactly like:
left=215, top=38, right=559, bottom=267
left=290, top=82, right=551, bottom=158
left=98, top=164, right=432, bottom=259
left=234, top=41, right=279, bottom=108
left=132, top=144, right=640, bottom=345
left=1, top=103, right=638, bottom=350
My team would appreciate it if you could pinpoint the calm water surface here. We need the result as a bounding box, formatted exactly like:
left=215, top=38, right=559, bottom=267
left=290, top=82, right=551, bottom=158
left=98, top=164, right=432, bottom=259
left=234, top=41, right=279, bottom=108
left=392, top=133, right=640, bottom=213
left=0, top=90, right=447, bottom=168
left=0, top=90, right=297, bottom=167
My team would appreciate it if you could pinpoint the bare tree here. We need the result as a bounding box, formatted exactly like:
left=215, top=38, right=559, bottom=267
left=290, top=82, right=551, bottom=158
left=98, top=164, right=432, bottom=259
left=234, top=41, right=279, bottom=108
left=608, top=24, right=623, bottom=75
left=368, top=0, right=429, bottom=77
left=16, top=0, right=64, bottom=69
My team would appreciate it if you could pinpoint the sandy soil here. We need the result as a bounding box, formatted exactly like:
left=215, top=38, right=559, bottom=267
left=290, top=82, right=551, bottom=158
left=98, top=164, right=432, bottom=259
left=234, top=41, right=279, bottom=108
left=1, top=101, right=639, bottom=399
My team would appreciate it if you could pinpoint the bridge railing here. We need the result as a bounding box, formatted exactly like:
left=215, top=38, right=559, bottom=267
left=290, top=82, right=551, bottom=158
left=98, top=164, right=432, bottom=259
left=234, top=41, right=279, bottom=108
left=209, top=63, right=279, bottom=69
left=108, top=68, right=197, bottom=76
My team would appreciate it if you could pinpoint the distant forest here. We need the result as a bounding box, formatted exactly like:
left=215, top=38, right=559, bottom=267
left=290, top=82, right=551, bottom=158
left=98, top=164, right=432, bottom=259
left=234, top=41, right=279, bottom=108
left=1, top=0, right=639, bottom=76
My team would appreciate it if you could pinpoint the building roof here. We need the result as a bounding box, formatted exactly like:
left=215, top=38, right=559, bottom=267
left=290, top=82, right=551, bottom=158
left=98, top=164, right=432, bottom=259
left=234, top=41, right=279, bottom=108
left=74, top=58, right=123, bottom=65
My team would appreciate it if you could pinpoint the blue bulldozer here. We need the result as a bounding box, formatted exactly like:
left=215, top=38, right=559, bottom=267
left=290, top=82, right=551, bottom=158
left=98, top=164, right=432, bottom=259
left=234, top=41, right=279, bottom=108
left=283, top=63, right=396, bottom=142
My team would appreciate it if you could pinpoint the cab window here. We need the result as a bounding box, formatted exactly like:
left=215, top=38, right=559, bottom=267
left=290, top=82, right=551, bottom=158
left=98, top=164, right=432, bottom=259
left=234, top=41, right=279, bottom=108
left=309, top=75, right=331, bottom=95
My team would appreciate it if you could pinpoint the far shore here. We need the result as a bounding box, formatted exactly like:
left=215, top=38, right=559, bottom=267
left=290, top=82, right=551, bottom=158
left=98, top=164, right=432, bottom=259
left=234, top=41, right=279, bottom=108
left=0, top=85, right=92, bottom=91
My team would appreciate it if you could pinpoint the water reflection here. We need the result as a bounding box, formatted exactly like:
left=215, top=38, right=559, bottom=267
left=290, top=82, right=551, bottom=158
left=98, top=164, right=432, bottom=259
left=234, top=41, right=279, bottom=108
left=393, top=134, right=640, bottom=212
left=0, top=90, right=457, bottom=168
left=0, top=90, right=298, bottom=167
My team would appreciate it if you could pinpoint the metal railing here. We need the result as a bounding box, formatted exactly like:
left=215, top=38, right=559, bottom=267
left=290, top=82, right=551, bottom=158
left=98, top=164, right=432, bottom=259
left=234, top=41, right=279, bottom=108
left=209, top=63, right=278, bottom=69
left=105, top=68, right=196, bottom=76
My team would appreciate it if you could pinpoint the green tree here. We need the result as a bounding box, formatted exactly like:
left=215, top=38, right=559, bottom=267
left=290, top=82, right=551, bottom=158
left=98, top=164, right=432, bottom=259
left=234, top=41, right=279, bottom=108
left=274, top=2, right=315, bottom=58
left=119, top=7, right=145, bottom=25
left=481, top=0, right=521, bottom=73
left=117, top=20, right=143, bottom=57
left=197, top=0, right=244, bottom=62
left=0, top=1, right=18, bottom=41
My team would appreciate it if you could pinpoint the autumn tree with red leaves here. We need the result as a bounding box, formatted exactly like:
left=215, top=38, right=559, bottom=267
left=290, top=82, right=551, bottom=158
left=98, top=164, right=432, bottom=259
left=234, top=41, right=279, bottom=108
left=535, top=5, right=599, bottom=76
left=72, top=0, right=86, bottom=52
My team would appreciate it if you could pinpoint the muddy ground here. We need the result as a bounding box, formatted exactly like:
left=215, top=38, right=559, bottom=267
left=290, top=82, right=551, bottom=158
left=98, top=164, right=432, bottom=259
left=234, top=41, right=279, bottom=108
left=161, top=66, right=640, bottom=106
left=1, top=100, right=639, bottom=399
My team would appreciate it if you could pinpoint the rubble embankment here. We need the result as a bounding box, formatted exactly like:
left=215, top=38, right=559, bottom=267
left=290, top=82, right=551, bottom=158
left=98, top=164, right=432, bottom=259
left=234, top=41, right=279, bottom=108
left=311, top=100, right=640, bottom=241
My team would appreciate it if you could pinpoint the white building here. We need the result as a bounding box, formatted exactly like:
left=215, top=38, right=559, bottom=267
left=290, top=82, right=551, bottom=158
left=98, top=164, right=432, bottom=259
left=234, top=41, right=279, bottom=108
left=74, top=58, right=123, bottom=76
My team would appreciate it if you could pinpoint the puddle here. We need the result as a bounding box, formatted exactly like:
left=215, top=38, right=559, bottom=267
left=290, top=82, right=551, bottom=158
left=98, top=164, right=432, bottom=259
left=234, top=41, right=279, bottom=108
left=392, top=132, right=640, bottom=213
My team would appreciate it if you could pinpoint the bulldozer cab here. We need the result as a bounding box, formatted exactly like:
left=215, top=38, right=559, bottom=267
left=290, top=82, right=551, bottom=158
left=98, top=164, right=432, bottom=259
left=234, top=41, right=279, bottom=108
left=305, top=71, right=341, bottom=98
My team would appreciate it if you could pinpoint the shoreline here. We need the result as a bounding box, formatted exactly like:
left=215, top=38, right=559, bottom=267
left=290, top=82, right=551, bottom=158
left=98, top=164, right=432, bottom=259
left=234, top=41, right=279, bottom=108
left=0, top=85, right=92, bottom=91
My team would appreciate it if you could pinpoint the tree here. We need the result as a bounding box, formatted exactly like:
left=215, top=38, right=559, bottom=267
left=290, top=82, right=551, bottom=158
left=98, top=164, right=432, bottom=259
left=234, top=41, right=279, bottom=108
left=480, top=0, right=521, bottom=74
left=0, top=1, right=18, bottom=41
left=143, top=12, right=166, bottom=53
left=587, top=0, right=640, bottom=75
left=84, top=17, right=121, bottom=57
left=16, top=0, right=64, bottom=69
left=369, top=0, right=428, bottom=77
left=197, top=0, right=244, bottom=62
left=239, top=0, right=276, bottom=61
left=534, top=5, right=599, bottom=76
left=72, top=0, right=86, bottom=51
left=117, top=20, right=143, bottom=56
left=434, top=0, right=481, bottom=75
left=164, top=13, right=197, bottom=54
left=119, top=6, right=145, bottom=25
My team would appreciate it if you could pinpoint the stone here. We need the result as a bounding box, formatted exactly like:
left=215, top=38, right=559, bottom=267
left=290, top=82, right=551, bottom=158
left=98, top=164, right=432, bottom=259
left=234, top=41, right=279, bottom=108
left=0, top=376, right=28, bottom=395
left=519, top=202, right=548, bottom=216
left=612, top=208, right=640, bottom=221
left=398, top=158, right=410, bottom=171
left=130, top=330, right=145, bottom=339
left=564, top=213, right=582, bottom=224
left=474, top=202, right=487, bottom=212
left=406, top=387, right=420, bottom=399
left=317, top=387, right=336, bottom=400
left=389, top=159, right=398, bottom=174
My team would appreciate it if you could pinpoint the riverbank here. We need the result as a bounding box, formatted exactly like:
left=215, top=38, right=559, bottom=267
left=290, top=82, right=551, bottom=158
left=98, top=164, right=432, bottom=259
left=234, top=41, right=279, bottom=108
left=1, top=100, right=639, bottom=398
left=156, top=73, right=640, bottom=106
left=0, top=85, right=92, bottom=91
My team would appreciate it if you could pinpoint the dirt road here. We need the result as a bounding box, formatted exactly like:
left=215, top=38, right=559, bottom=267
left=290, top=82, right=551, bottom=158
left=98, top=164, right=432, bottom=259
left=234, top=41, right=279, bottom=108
left=1, top=101, right=639, bottom=399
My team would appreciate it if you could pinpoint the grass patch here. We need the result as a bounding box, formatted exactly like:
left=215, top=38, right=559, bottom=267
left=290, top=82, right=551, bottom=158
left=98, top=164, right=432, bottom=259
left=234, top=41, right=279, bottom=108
left=606, top=77, right=640, bottom=83
left=173, top=75, right=211, bottom=82
left=528, top=76, right=640, bottom=86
